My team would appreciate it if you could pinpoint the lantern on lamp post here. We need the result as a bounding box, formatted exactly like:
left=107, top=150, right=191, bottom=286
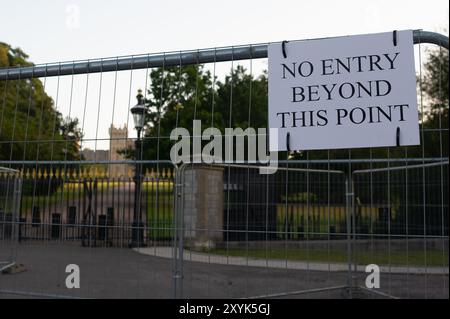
left=129, top=89, right=147, bottom=248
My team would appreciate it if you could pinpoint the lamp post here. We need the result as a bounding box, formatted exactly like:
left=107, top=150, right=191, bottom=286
left=130, top=89, right=146, bottom=248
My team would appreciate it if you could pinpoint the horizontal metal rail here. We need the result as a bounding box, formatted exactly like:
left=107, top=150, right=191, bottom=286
left=0, top=289, right=86, bottom=299
left=246, top=285, right=349, bottom=299
left=1, top=157, right=447, bottom=166
left=352, top=160, right=449, bottom=174
left=357, top=286, right=400, bottom=299
left=0, top=167, right=19, bottom=173
left=0, top=160, right=175, bottom=166
left=0, top=30, right=448, bottom=81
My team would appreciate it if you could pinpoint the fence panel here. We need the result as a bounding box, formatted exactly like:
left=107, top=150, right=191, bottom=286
left=0, top=168, right=21, bottom=273
left=173, top=162, right=353, bottom=298
left=0, top=162, right=176, bottom=298
left=352, top=161, right=449, bottom=298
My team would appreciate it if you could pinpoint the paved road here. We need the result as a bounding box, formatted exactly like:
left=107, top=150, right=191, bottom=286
left=0, top=242, right=448, bottom=299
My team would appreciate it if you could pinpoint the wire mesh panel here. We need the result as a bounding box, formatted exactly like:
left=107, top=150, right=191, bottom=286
left=0, top=30, right=448, bottom=299
left=174, top=162, right=353, bottom=299
left=0, top=162, right=176, bottom=298
left=0, top=167, right=21, bottom=273
left=352, top=161, right=449, bottom=298
left=4, top=162, right=173, bottom=243
left=174, top=160, right=449, bottom=299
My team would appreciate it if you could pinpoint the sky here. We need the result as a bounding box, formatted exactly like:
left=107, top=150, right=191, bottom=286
left=0, top=0, right=448, bottom=150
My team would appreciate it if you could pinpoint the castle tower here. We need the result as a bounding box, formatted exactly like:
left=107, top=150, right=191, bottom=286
left=109, top=124, right=132, bottom=178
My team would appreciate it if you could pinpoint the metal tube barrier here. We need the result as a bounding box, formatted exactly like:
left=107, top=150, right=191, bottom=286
left=0, top=30, right=447, bottom=81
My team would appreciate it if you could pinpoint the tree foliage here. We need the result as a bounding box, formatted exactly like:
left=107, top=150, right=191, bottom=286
left=422, top=48, right=449, bottom=112
left=124, top=64, right=268, bottom=161
left=0, top=42, right=82, bottom=163
left=417, top=47, right=449, bottom=159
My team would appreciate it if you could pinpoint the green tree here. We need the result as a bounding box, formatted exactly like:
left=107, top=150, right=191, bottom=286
left=422, top=47, right=449, bottom=111
left=0, top=42, right=82, bottom=163
left=420, top=47, right=449, bottom=158
left=123, top=65, right=269, bottom=162
left=142, top=64, right=214, bottom=161
left=215, top=66, right=268, bottom=129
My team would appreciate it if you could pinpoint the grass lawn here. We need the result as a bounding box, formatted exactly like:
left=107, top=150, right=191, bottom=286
left=20, top=179, right=173, bottom=207
left=199, top=247, right=448, bottom=267
left=146, top=191, right=173, bottom=239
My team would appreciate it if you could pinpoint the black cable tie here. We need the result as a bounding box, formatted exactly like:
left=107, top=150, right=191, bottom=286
left=396, top=127, right=401, bottom=146
left=393, top=30, right=398, bottom=46
left=286, top=132, right=291, bottom=152
left=282, top=40, right=288, bottom=58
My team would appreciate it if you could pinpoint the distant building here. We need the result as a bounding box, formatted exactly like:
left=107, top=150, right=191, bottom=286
left=81, top=124, right=133, bottom=178
left=81, top=149, right=109, bottom=162
left=109, top=124, right=133, bottom=178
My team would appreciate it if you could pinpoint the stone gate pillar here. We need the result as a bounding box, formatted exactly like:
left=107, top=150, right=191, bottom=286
left=183, top=166, right=223, bottom=250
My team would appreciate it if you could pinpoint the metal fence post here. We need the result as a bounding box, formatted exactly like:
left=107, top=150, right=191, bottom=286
left=345, top=173, right=355, bottom=298
left=0, top=168, right=21, bottom=272
left=172, top=165, right=183, bottom=299
left=12, top=176, right=22, bottom=245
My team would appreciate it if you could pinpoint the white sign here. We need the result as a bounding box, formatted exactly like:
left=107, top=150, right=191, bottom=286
left=268, top=30, right=419, bottom=151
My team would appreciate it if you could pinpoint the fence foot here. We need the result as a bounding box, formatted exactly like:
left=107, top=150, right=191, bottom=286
left=1, top=262, right=26, bottom=274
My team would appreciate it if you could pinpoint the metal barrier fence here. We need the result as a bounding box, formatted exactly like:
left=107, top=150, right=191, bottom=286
left=0, top=167, right=21, bottom=273
left=351, top=160, right=448, bottom=298
left=0, top=162, right=175, bottom=246
left=0, top=30, right=448, bottom=299
left=173, top=160, right=448, bottom=299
